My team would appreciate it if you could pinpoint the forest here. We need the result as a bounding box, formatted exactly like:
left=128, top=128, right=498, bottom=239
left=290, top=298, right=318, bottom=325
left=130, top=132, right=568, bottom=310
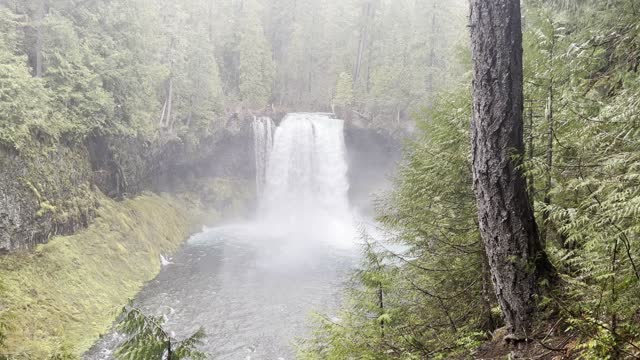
left=0, top=0, right=465, bottom=153
left=0, top=0, right=639, bottom=359
left=300, top=0, right=640, bottom=359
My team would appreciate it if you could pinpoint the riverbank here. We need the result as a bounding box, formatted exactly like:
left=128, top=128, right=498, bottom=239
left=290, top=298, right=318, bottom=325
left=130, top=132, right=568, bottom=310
left=0, top=178, right=251, bottom=359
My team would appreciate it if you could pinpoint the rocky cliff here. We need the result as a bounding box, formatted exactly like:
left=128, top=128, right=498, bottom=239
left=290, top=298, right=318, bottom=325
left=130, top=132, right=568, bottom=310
left=0, top=115, right=256, bottom=252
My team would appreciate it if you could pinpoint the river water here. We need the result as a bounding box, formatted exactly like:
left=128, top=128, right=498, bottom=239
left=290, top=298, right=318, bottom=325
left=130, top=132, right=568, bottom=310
left=86, top=224, right=356, bottom=359
left=86, top=113, right=361, bottom=359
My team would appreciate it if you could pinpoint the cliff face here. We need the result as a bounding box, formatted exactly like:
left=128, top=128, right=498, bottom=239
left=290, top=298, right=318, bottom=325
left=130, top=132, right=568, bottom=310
left=344, top=122, right=403, bottom=214
left=0, top=145, right=97, bottom=251
left=0, top=110, right=256, bottom=356
left=0, top=115, right=256, bottom=252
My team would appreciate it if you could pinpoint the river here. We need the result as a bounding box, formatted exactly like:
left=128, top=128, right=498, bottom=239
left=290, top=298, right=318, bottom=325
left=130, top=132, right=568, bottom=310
left=86, top=224, right=356, bottom=359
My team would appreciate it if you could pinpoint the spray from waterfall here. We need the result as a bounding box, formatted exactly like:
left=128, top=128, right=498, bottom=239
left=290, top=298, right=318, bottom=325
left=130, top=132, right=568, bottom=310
left=252, top=113, right=356, bottom=248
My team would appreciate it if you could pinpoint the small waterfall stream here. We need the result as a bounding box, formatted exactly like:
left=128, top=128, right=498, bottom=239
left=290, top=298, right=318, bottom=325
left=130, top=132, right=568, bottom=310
left=252, top=116, right=274, bottom=200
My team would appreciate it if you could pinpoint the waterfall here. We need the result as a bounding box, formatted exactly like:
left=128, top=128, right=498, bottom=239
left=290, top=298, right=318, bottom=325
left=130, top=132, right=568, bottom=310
left=254, top=113, right=355, bottom=247
left=252, top=116, right=274, bottom=200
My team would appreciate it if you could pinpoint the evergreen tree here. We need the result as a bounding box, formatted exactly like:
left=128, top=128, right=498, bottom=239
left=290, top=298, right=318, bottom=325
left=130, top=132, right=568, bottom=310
left=333, top=72, right=354, bottom=109
left=0, top=6, right=50, bottom=149
left=116, top=305, right=206, bottom=360
left=228, top=0, right=274, bottom=108
left=522, top=0, right=640, bottom=355
left=469, top=0, right=554, bottom=340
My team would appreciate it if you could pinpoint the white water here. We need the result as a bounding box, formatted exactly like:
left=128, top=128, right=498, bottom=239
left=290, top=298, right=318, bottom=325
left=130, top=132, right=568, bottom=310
left=256, top=113, right=356, bottom=248
left=252, top=116, right=274, bottom=199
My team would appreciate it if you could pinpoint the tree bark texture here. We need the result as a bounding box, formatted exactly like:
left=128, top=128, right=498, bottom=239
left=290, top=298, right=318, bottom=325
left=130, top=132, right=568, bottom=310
left=470, top=0, right=553, bottom=339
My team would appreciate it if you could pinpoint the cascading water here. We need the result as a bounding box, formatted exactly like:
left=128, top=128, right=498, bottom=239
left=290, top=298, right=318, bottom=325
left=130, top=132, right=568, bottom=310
left=88, top=113, right=358, bottom=360
left=256, top=113, right=356, bottom=247
left=252, top=116, right=274, bottom=199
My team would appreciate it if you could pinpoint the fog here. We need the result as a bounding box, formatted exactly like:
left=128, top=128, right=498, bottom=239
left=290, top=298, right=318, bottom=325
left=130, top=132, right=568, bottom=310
left=2, top=0, right=636, bottom=358
left=0, top=0, right=469, bottom=358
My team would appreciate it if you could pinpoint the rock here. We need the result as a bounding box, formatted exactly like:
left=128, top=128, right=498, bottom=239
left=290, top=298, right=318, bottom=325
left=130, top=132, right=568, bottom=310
left=0, top=118, right=257, bottom=252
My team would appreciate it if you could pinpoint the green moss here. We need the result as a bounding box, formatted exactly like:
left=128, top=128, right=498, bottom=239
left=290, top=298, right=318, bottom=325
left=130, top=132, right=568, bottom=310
left=17, top=146, right=97, bottom=233
left=35, top=201, right=56, bottom=218
left=24, top=181, right=42, bottom=202
left=0, top=185, right=243, bottom=359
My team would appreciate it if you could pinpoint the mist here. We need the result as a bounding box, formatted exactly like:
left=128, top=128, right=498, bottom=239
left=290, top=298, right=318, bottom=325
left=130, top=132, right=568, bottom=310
left=0, top=0, right=469, bottom=358
left=3, top=0, right=636, bottom=358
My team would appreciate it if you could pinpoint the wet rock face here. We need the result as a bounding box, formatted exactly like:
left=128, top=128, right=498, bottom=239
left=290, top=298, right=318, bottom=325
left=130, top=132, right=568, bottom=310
left=0, top=149, right=31, bottom=251
left=0, top=115, right=257, bottom=252
left=150, top=115, right=257, bottom=192
left=344, top=124, right=402, bottom=214
left=0, top=145, right=96, bottom=252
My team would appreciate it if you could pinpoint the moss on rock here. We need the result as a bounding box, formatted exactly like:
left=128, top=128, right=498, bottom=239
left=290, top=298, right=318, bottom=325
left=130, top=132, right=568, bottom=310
left=0, top=143, right=98, bottom=252
left=0, top=178, right=250, bottom=359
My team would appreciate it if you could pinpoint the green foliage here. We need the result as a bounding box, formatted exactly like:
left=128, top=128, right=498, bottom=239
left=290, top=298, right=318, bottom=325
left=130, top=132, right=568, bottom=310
left=236, top=2, right=275, bottom=108
left=0, top=0, right=225, bottom=151
left=0, top=57, right=49, bottom=150
left=1, top=0, right=469, bottom=148
left=520, top=0, right=640, bottom=356
left=354, top=0, right=467, bottom=125
left=301, top=88, right=495, bottom=358
left=0, top=8, right=50, bottom=150
left=299, top=236, right=396, bottom=360
left=305, top=1, right=640, bottom=357
left=116, top=305, right=206, bottom=360
left=42, top=12, right=116, bottom=138
left=0, top=179, right=250, bottom=357
left=333, top=72, right=354, bottom=108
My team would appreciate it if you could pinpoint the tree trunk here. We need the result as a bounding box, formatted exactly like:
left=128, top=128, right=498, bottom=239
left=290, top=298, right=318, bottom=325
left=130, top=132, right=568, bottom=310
left=34, top=0, right=45, bottom=78
left=353, top=0, right=375, bottom=85
left=426, top=0, right=437, bottom=98
left=469, top=0, right=554, bottom=340
left=541, top=35, right=555, bottom=246
left=378, top=281, right=385, bottom=337
left=353, top=10, right=367, bottom=84
left=166, top=77, right=173, bottom=128
left=481, top=246, right=498, bottom=332
left=541, top=83, right=553, bottom=246
left=365, top=33, right=373, bottom=94
left=159, top=99, right=168, bottom=125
